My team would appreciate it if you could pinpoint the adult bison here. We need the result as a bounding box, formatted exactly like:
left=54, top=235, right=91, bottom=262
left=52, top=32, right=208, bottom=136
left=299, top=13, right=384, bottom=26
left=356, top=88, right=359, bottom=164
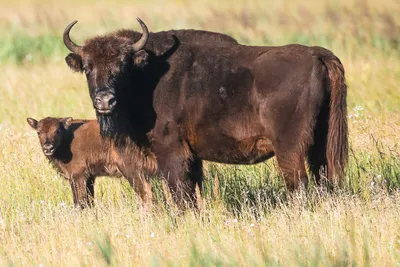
left=63, top=18, right=348, bottom=206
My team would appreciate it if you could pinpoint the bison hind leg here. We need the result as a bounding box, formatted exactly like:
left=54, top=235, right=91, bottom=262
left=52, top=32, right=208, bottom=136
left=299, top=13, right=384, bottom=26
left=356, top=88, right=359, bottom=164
left=276, top=151, right=308, bottom=191
left=274, top=122, right=315, bottom=191
left=307, top=103, right=329, bottom=186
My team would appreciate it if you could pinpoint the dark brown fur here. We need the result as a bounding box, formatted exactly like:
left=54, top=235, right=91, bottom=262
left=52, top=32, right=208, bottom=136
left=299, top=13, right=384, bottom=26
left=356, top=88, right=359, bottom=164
left=64, top=21, right=348, bottom=207
left=27, top=117, right=157, bottom=208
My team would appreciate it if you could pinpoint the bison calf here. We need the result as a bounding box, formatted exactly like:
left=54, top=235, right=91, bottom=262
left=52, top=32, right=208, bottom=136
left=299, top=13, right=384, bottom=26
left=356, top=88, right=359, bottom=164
left=27, top=117, right=156, bottom=208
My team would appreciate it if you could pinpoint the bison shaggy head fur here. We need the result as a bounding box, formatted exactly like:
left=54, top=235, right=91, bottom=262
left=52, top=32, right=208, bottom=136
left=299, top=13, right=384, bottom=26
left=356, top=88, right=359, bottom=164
left=64, top=18, right=150, bottom=117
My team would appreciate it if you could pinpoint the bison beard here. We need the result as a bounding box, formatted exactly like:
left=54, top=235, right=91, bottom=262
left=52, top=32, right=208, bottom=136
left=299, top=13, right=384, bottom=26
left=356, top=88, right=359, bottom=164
left=97, top=112, right=131, bottom=148
left=97, top=113, right=118, bottom=138
left=97, top=110, right=150, bottom=150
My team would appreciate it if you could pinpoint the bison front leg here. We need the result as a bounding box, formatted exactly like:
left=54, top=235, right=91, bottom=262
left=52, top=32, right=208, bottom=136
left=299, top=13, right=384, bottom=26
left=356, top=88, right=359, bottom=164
left=158, top=154, right=202, bottom=210
left=187, top=158, right=204, bottom=191
left=153, top=121, right=202, bottom=209
left=70, top=175, right=95, bottom=209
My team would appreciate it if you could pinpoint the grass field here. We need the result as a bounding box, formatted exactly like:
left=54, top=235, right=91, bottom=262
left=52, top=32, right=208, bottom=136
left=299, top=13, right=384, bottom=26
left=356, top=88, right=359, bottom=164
left=0, top=0, right=400, bottom=266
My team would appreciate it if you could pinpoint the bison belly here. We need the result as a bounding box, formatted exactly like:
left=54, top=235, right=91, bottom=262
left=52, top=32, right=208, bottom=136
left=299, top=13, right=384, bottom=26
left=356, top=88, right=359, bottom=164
left=191, top=131, right=275, bottom=164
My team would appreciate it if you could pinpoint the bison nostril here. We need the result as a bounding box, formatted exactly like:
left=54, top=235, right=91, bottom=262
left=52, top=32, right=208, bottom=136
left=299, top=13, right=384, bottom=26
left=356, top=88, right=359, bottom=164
left=108, top=96, right=116, bottom=107
left=95, top=97, right=102, bottom=107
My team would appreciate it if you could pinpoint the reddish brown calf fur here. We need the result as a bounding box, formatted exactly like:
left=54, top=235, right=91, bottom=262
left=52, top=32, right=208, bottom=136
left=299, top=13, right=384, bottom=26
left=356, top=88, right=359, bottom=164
left=27, top=117, right=157, bottom=208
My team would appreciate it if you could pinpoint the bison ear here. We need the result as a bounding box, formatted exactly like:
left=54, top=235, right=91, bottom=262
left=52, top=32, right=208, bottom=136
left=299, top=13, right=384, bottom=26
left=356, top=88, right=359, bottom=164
left=65, top=53, right=83, bottom=73
left=27, top=118, right=38, bottom=130
left=60, top=117, right=73, bottom=129
left=132, top=50, right=149, bottom=69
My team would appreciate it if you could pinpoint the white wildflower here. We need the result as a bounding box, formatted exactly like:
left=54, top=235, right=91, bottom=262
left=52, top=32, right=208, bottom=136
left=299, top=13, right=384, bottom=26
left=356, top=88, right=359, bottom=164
left=349, top=105, right=364, bottom=122
left=354, top=105, right=363, bottom=112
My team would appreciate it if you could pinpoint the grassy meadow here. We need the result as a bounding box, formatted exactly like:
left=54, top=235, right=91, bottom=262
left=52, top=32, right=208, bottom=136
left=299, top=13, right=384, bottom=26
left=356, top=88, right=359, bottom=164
left=0, top=0, right=400, bottom=265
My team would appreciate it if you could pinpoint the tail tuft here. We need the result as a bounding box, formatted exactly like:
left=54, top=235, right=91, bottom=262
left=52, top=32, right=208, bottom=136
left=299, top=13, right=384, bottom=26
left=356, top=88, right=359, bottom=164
left=319, top=51, right=348, bottom=183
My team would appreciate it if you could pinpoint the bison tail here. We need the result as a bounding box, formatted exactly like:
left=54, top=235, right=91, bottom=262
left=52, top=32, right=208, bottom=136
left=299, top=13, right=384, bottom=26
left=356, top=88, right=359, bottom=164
left=319, top=52, right=348, bottom=183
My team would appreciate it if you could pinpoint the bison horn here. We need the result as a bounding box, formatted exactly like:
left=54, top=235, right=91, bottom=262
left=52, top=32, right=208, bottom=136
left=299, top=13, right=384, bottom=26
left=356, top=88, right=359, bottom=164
left=63, top=20, right=82, bottom=54
left=130, top=17, right=149, bottom=52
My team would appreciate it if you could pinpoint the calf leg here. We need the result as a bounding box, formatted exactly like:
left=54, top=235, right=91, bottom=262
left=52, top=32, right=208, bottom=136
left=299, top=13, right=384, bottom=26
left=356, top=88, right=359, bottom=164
left=86, top=175, right=95, bottom=206
left=130, top=174, right=153, bottom=206
left=117, top=161, right=154, bottom=206
left=70, top=175, right=95, bottom=208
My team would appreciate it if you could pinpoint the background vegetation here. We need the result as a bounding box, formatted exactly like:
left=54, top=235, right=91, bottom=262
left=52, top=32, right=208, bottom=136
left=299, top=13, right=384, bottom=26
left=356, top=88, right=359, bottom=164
left=0, top=0, right=399, bottom=265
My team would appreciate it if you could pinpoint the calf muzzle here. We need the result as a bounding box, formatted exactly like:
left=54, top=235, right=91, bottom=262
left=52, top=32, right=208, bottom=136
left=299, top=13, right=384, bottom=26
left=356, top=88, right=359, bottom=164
left=42, top=143, right=55, bottom=156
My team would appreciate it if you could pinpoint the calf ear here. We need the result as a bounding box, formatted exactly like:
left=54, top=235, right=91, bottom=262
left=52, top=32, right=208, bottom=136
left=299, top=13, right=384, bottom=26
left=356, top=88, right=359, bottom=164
left=60, top=117, right=73, bottom=129
left=65, top=53, right=83, bottom=73
left=132, top=50, right=149, bottom=69
left=26, top=118, right=38, bottom=130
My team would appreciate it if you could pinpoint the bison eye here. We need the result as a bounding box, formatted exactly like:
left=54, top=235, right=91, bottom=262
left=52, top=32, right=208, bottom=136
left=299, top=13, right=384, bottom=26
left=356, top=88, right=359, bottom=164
left=83, top=65, right=91, bottom=76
